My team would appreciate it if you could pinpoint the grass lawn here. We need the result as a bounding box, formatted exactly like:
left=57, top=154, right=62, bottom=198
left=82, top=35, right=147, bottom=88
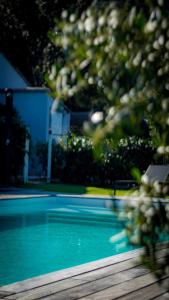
left=19, top=183, right=135, bottom=196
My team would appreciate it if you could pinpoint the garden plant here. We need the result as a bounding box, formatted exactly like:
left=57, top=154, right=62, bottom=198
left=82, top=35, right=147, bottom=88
left=48, top=0, right=169, bottom=286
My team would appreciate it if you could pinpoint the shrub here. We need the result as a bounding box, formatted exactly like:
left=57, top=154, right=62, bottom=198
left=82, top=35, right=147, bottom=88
left=51, top=135, right=156, bottom=186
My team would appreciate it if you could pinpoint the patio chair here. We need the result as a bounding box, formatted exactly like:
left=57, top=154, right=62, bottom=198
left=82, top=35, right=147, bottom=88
left=112, top=165, right=169, bottom=195
left=143, top=164, right=169, bottom=183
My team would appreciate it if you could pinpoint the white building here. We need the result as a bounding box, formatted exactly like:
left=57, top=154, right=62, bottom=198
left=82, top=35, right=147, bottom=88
left=0, top=52, right=70, bottom=178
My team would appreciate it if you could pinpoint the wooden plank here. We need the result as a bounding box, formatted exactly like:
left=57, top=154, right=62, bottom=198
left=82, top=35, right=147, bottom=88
left=4, top=258, right=141, bottom=300
left=79, top=273, right=166, bottom=300
left=118, top=278, right=168, bottom=300
left=74, top=247, right=168, bottom=282
left=5, top=278, right=86, bottom=300
left=5, top=266, right=147, bottom=300
left=23, top=265, right=149, bottom=300
left=156, top=242, right=169, bottom=251
left=0, top=249, right=142, bottom=294
left=0, top=292, right=13, bottom=298
left=74, top=258, right=141, bottom=281
left=153, top=293, right=169, bottom=299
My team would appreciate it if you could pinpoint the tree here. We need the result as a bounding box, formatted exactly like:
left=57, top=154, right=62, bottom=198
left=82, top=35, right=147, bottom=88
left=48, top=0, right=169, bottom=284
left=0, top=0, right=92, bottom=85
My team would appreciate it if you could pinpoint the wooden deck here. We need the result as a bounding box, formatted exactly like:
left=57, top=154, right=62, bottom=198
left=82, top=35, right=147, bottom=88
left=0, top=245, right=168, bottom=300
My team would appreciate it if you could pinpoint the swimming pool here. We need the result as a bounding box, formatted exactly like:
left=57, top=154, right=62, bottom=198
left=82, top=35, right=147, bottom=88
left=0, top=196, right=136, bottom=285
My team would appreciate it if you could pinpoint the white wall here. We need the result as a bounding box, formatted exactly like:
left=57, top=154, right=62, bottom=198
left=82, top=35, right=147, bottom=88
left=14, top=90, right=51, bottom=143
left=63, top=112, right=70, bottom=134
left=51, top=111, right=70, bottom=136
left=0, top=89, right=51, bottom=143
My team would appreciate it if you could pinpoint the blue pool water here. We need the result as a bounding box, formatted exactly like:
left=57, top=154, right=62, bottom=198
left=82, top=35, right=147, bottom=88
left=0, top=196, right=136, bottom=285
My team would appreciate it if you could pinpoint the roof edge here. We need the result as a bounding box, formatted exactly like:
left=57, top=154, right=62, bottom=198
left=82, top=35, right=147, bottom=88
left=0, top=52, right=31, bottom=87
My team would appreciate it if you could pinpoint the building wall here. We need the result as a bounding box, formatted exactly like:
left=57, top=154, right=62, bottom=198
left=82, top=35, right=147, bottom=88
left=0, top=53, right=71, bottom=178
left=14, top=90, right=51, bottom=143
left=0, top=90, right=51, bottom=143
left=0, top=53, right=28, bottom=88
left=63, top=112, right=70, bottom=135
left=51, top=111, right=70, bottom=138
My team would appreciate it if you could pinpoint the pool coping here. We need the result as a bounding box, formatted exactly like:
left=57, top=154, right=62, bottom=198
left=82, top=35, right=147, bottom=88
left=0, top=191, right=168, bottom=206
left=0, top=188, right=127, bottom=201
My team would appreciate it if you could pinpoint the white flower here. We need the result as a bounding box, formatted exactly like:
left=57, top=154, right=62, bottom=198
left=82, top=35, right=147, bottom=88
left=120, top=94, right=129, bottom=104
left=147, top=103, right=153, bottom=111
left=56, top=77, right=61, bottom=92
left=157, top=146, right=165, bottom=154
left=60, top=67, right=68, bottom=75
left=91, top=112, right=103, bottom=124
left=78, top=21, right=84, bottom=31
left=69, top=14, right=76, bottom=23
left=162, top=99, right=169, bottom=110
left=61, top=10, right=68, bottom=19
left=49, top=66, right=56, bottom=81
left=165, top=83, right=169, bottom=90
left=158, top=35, right=165, bottom=45
left=71, top=71, right=76, bottom=81
left=62, top=36, right=69, bottom=49
left=133, top=52, right=141, bottom=66
left=108, top=9, right=119, bottom=28
left=88, top=77, right=94, bottom=84
left=141, top=174, right=150, bottom=184
left=141, top=60, right=147, bottom=68
left=127, top=211, right=133, bottom=220
left=108, top=107, right=116, bottom=117
left=166, top=204, right=169, bottom=212
left=128, top=7, right=136, bottom=26
left=145, top=21, right=157, bottom=33
left=84, top=17, right=95, bottom=32
left=94, top=37, right=100, bottom=46
left=98, top=16, right=105, bottom=26
left=161, top=19, right=167, bottom=29
left=61, top=75, right=67, bottom=88
left=145, top=207, right=155, bottom=217
left=79, top=59, right=90, bottom=70
left=153, top=40, right=160, bottom=50
left=140, top=203, right=147, bottom=213
left=165, top=40, right=169, bottom=50
left=157, top=68, right=163, bottom=76
left=157, top=0, right=163, bottom=6
left=141, top=224, right=148, bottom=232
left=150, top=8, right=161, bottom=21
left=153, top=181, right=161, bottom=193
left=148, top=53, right=155, bottom=62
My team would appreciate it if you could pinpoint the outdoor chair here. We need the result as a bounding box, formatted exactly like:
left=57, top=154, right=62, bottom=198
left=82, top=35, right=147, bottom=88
left=112, top=165, right=169, bottom=195
left=143, top=164, right=169, bottom=184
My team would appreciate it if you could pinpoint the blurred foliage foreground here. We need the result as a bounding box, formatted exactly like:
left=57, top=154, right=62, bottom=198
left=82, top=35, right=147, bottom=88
left=48, top=0, right=169, bottom=288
